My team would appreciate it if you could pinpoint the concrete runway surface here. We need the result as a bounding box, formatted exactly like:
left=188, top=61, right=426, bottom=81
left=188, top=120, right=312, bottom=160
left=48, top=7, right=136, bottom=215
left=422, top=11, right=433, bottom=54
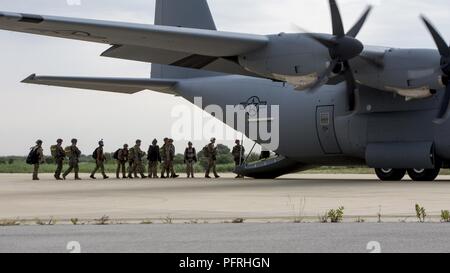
left=1, top=223, right=450, bottom=253
left=1, top=174, right=450, bottom=222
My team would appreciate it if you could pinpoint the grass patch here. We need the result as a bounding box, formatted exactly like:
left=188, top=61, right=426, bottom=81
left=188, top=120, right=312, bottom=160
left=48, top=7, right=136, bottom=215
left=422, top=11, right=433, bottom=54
left=162, top=216, right=173, bottom=224
left=232, top=218, right=245, bottom=224
left=415, top=204, right=427, bottom=223
left=0, top=160, right=236, bottom=174
left=319, top=207, right=345, bottom=223
left=441, top=210, right=450, bottom=223
left=95, top=215, right=110, bottom=225
left=0, top=219, right=20, bottom=226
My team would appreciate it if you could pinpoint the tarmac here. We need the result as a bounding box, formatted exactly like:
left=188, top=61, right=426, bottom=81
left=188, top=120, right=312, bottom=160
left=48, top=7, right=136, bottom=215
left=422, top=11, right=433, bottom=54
left=2, top=223, right=450, bottom=253
left=1, top=173, right=450, bottom=223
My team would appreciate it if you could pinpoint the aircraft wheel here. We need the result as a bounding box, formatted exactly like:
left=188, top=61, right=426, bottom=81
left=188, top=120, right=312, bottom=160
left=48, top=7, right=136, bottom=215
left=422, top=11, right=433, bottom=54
left=407, top=168, right=440, bottom=182
left=375, top=168, right=406, bottom=181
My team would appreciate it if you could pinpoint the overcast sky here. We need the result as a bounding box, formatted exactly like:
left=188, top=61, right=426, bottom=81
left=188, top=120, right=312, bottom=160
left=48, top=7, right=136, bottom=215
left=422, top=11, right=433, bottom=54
left=0, top=0, right=449, bottom=156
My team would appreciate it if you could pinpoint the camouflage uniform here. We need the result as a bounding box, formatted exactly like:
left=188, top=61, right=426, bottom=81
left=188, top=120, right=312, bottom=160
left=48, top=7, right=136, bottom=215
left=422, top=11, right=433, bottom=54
left=32, top=144, right=44, bottom=181
left=63, top=144, right=81, bottom=180
left=54, top=144, right=66, bottom=180
left=147, top=143, right=161, bottom=178
left=232, top=142, right=245, bottom=178
left=166, top=142, right=178, bottom=178
left=116, top=147, right=128, bottom=179
left=129, top=144, right=146, bottom=179
left=184, top=145, right=197, bottom=178
left=160, top=142, right=168, bottom=178
left=90, top=145, right=108, bottom=179
left=205, top=142, right=220, bottom=178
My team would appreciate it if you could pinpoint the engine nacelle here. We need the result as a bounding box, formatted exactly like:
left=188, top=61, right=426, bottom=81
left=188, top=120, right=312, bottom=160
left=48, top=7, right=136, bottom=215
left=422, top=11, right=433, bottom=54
left=354, top=48, right=444, bottom=99
left=238, top=33, right=331, bottom=90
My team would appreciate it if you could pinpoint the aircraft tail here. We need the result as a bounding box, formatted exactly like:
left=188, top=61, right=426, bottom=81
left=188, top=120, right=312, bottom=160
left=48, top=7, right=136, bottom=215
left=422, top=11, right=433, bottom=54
left=151, top=0, right=221, bottom=79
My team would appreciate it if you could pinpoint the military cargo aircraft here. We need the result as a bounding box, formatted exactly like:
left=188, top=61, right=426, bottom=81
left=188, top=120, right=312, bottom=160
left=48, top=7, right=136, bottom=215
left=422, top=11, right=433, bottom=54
left=1, top=0, right=449, bottom=181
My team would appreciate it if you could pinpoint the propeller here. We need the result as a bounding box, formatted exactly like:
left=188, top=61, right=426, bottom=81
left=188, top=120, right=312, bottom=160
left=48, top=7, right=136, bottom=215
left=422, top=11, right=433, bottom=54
left=420, top=16, right=450, bottom=121
left=297, top=0, right=372, bottom=111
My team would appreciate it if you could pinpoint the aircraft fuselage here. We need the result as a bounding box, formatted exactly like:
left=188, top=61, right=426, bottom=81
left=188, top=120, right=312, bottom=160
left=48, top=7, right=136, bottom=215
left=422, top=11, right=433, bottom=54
left=175, top=75, right=450, bottom=169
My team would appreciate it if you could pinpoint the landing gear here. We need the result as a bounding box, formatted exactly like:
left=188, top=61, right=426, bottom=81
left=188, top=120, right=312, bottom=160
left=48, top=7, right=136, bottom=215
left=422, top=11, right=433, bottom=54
left=375, top=168, right=406, bottom=181
left=407, top=168, right=440, bottom=182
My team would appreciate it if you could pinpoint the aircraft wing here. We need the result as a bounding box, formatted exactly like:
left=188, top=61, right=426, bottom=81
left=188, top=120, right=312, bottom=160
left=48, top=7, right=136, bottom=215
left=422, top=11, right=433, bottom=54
left=21, top=74, right=178, bottom=95
left=0, top=11, right=268, bottom=57
left=102, top=45, right=264, bottom=78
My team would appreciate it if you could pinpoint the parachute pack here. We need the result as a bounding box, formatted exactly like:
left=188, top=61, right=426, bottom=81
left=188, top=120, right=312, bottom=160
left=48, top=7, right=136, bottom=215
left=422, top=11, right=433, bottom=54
left=202, top=145, right=210, bottom=157
left=92, top=148, right=99, bottom=160
left=26, top=148, right=39, bottom=165
left=64, top=146, right=73, bottom=158
left=113, top=149, right=121, bottom=160
left=50, top=145, right=58, bottom=158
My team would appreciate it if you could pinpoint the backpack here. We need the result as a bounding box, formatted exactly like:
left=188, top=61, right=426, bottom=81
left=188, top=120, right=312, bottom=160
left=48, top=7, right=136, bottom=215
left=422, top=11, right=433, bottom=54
left=65, top=146, right=72, bottom=158
left=202, top=145, right=210, bottom=158
left=92, top=148, right=99, bottom=160
left=128, top=148, right=135, bottom=162
left=113, top=149, right=121, bottom=160
left=26, top=147, right=39, bottom=165
left=50, top=145, right=58, bottom=158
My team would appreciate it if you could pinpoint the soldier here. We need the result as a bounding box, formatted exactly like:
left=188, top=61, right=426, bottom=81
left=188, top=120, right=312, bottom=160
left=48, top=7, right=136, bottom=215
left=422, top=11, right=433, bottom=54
left=53, top=139, right=66, bottom=180
left=205, top=138, right=220, bottom=179
left=184, top=141, right=197, bottom=178
left=232, top=140, right=246, bottom=179
left=160, top=138, right=169, bottom=178
left=147, top=139, right=161, bottom=178
left=128, top=144, right=135, bottom=179
left=167, top=139, right=179, bottom=178
left=90, top=140, right=109, bottom=180
left=63, top=139, right=82, bottom=180
left=30, top=140, right=44, bottom=181
left=129, top=139, right=147, bottom=179
left=116, top=144, right=129, bottom=179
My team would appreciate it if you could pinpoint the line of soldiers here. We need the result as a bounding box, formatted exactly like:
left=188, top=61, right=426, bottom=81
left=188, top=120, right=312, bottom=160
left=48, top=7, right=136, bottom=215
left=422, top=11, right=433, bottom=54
left=29, top=137, right=246, bottom=181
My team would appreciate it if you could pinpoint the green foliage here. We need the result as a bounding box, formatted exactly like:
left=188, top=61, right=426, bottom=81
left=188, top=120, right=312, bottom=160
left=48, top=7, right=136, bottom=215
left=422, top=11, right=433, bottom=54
left=232, top=218, right=245, bottom=224
left=197, top=144, right=232, bottom=165
left=441, top=210, right=450, bottom=223
left=95, top=215, right=110, bottom=225
left=246, top=152, right=261, bottom=163
left=173, top=154, right=185, bottom=165
left=0, top=219, right=20, bottom=226
left=0, top=156, right=237, bottom=174
left=415, top=204, right=427, bottom=223
left=216, top=144, right=231, bottom=155
left=320, top=207, right=345, bottom=223
left=328, top=207, right=345, bottom=223
left=162, top=216, right=173, bottom=224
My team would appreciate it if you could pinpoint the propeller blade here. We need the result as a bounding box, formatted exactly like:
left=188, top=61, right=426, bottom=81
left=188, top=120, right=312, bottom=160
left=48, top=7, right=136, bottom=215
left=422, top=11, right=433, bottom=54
left=290, top=24, right=338, bottom=49
left=346, top=6, right=373, bottom=38
left=303, top=33, right=338, bottom=49
left=329, top=0, right=345, bottom=37
left=421, top=15, right=450, bottom=58
left=343, top=61, right=356, bottom=111
left=437, top=85, right=450, bottom=119
left=308, top=60, right=338, bottom=91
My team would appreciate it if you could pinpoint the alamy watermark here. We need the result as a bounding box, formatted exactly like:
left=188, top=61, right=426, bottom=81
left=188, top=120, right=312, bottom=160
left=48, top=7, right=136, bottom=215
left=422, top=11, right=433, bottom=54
left=171, top=97, right=280, bottom=151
